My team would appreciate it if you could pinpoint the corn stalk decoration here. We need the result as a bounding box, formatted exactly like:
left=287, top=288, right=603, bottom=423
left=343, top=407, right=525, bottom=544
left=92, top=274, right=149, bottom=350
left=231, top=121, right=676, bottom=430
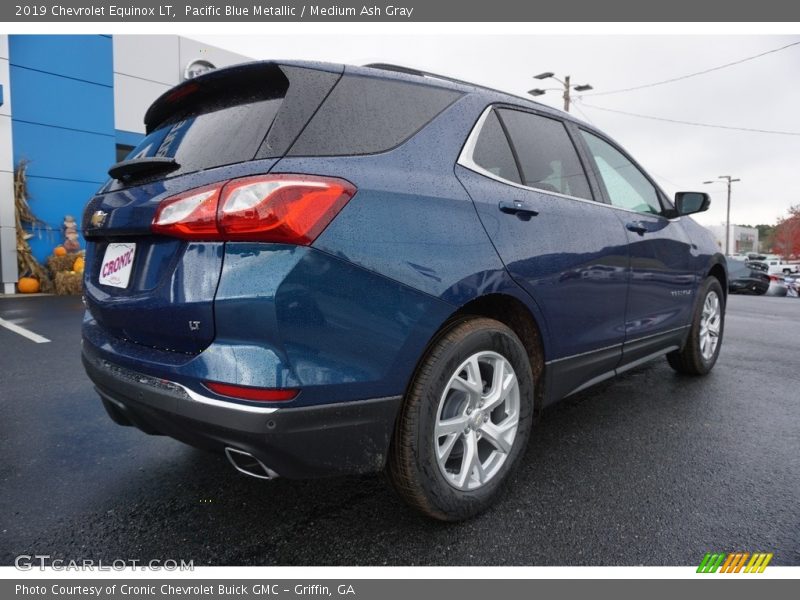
left=14, top=160, right=52, bottom=291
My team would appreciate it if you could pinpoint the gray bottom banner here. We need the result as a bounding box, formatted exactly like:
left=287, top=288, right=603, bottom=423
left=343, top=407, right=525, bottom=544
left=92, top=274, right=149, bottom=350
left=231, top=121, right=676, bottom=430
left=3, top=580, right=797, bottom=600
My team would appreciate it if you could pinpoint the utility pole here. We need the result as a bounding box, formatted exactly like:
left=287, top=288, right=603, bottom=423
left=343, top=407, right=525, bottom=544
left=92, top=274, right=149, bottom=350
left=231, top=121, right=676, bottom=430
left=704, top=175, right=741, bottom=255
left=529, top=72, right=593, bottom=113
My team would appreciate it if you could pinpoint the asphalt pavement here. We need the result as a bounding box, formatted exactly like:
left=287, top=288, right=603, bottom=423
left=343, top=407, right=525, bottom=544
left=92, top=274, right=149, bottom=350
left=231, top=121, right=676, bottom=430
left=1, top=293, right=798, bottom=566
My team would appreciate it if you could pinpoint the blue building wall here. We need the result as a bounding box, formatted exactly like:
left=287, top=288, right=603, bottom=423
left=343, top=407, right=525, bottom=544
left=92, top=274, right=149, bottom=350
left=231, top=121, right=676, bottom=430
left=10, top=35, right=115, bottom=262
left=116, top=129, right=145, bottom=149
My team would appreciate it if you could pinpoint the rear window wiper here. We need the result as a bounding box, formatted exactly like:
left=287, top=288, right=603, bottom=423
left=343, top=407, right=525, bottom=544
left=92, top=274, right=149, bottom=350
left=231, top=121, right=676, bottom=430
left=108, top=157, right=180, bottom=182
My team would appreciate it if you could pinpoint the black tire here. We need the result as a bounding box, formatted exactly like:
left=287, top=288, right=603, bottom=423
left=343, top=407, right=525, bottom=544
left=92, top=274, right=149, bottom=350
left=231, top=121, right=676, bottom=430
left=387, top=317, right=535, bottom=521
left=667, top=277, right=725, bottom=375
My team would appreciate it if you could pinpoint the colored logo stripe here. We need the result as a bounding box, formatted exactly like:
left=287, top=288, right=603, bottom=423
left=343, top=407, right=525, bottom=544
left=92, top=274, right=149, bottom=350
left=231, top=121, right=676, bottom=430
left=697, top=553, right=726, bottom=573
left=720, top=552, right=749, bottom=573
left=744, top=553, right=773, bottom=573
left=697, top=552, right=773, bottom=573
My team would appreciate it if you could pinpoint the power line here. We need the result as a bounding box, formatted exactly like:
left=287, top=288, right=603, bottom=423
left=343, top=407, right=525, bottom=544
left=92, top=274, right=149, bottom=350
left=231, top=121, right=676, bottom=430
left=578, top=101, right=800, bottom=136
left=569, top=101, right=596, bottom=126
left=582, top=40, right=800, bottom=97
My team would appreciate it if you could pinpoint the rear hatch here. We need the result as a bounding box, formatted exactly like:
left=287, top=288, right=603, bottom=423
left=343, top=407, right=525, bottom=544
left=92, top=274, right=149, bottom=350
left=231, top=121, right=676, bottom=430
left=82, top=62, right=342, bottom=354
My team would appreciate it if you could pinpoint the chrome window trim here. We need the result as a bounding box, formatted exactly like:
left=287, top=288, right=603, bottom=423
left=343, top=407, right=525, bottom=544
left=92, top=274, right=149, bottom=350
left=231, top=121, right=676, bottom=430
left=458, top=105, right=679, bottom=223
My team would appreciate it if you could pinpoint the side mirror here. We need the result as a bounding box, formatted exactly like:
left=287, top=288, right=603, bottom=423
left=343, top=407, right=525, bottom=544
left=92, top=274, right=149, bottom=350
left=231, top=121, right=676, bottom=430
left=674, top=192, right=710, bottom=216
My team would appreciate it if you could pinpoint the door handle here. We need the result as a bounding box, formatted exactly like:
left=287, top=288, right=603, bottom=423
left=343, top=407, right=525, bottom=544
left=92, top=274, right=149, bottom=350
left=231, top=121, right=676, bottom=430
left=499, top=200, right=539, bottom=218
left=625, top=221, right=648, bottom=235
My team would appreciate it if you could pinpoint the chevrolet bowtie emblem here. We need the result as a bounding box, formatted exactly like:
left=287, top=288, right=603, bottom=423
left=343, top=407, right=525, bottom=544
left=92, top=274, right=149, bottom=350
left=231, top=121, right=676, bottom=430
left=91, top=210, right=108, bottom=227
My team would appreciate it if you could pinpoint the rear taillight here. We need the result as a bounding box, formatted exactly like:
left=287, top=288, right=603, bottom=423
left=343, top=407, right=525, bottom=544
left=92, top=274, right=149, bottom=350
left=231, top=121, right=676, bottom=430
left=151, top=184, right=222, bottom=239
left=152, top=174, right=356, bottom=244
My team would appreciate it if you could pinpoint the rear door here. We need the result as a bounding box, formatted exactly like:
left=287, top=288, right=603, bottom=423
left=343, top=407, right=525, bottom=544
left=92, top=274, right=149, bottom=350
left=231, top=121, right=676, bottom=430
left=456, top=106, right=630, bottom=399
left=82, top=63, right=341, bottom=354
left=576, top=129, right=697, bottom=363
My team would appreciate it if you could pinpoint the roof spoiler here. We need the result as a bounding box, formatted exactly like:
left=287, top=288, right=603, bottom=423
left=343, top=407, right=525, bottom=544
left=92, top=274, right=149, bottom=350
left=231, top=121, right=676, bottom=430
left=143, top=61, right=287, bottom=133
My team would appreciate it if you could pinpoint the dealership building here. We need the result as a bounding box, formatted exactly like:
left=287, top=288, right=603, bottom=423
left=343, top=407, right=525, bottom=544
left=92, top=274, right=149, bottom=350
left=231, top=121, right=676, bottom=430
left=706, top=223, right=760, bottom=256
left=0, top=35, right=250, bottom=294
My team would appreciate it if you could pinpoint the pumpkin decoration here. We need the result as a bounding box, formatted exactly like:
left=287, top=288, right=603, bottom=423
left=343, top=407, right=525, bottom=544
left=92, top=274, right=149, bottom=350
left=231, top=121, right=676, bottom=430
left=18, top=277, right=40, bottom=294
left=53, top=246, right=67, bottom=257
left=72, top=256, right=85, bottom=273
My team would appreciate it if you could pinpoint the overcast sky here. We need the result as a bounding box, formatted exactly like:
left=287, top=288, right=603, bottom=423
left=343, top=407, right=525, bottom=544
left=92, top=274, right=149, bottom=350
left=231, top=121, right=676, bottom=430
left=192, top=34, right=800, bottom=227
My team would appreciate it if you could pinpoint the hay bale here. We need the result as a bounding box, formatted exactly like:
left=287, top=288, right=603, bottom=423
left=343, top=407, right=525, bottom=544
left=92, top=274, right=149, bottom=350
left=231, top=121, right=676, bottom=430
left=47, top=253, right=82, bottom=275
left=54, top=271, right=83, bottom=295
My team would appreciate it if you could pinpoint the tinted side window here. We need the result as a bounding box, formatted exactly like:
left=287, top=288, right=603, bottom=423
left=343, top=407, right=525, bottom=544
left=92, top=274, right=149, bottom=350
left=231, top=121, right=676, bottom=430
left=580, top=130, right=662, bottom=215
left=496, top=109, right=592, bottom=200
left=289, top=75, right=462, bottom=156
left=470, top=110, right=521, bottom=184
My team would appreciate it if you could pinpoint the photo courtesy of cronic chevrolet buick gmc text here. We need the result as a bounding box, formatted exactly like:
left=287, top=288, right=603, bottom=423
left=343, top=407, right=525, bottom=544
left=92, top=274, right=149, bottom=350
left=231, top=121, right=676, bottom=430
left=81, top=61, right=726, bottom=521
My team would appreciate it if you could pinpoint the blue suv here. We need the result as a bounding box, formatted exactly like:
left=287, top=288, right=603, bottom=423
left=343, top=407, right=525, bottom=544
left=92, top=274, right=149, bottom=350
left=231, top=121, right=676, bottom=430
left=82, top=61, right=726, bottom=520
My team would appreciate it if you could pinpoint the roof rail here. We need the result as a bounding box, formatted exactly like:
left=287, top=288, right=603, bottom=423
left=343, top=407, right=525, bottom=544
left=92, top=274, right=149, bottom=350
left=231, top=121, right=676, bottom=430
left=364, top=63, right=483, bottom=90
left=363, top=62, right=548, bottom=109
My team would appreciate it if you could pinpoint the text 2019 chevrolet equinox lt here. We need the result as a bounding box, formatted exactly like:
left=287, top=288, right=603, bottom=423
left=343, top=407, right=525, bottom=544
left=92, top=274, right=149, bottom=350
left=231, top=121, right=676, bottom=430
left=82, top=61, right=726, bottom=521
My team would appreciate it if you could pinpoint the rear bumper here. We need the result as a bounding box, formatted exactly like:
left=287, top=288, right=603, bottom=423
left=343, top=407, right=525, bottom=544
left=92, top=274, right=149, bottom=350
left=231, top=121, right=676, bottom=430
left=82, top=345, right=402, bottom=478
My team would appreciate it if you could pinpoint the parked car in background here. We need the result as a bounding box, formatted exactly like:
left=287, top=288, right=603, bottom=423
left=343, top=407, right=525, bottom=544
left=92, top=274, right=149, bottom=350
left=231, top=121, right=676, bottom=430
left=81, top=60, right=728, bottom=521
left=727, top=260, right=770, bottom=295
left=786, top=276, right=799, bottom=298
left=745, top=260, right=769, bottom=273
left=755, top=257, right=799, bottom=275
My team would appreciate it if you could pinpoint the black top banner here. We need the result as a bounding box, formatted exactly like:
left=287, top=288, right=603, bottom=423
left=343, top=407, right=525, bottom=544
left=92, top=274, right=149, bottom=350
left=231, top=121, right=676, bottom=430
left=6, top=0, right=800, bottom=22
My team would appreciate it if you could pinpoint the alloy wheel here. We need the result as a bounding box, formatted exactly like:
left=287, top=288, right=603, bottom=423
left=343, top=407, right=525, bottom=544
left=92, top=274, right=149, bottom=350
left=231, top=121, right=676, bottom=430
left=699, top=290, right=721, bottom=360
left=434, top=351, right=521, bottom=491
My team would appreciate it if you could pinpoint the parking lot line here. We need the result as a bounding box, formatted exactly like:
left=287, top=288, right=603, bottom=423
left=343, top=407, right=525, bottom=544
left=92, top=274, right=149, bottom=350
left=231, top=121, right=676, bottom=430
left=0, top=317, right=51, bottom=343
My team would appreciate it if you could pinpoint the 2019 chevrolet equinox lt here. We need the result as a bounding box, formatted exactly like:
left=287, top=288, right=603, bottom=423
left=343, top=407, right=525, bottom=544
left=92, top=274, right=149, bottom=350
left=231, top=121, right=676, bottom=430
left=82, top=61, right=726, bottom=521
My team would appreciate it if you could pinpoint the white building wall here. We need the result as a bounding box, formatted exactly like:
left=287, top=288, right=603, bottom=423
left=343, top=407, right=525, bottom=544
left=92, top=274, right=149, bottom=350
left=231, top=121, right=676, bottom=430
left=113, top=35, right=251, bottom=135
left=0, top=35, right=16, bottom=293
left=706, top=224, right=759, bottom=256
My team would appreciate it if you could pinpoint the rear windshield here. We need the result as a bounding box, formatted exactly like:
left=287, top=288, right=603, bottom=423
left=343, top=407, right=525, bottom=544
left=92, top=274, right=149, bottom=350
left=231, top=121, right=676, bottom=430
left=125, top=98, right=282, bottom=175
left=287, top=74, right=462, bottom=156
left=107, top=64, right=340, bottom=190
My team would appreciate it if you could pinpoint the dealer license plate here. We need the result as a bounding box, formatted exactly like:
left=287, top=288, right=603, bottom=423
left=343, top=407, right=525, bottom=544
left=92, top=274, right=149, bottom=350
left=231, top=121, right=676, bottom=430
left=99, top=243, right=136, bottom=288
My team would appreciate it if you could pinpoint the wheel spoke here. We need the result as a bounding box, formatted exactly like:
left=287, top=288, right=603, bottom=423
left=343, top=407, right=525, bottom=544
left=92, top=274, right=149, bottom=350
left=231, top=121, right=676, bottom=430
left=455, top=431, right=478, bottom=488
left=701, top=335, right=711, bottom=357
left=449, top=355, right=483, bottom=401
left=437, top=432, right=459, bottom=462
left=449, top=374, right=481, bottom=398
left=471, top=450, right=486, bottom=485
left=436, top=415, right=468, bottom=437
left=479, top=419, right=515, bottom=454
left=483, top=361, right=516, bottom=412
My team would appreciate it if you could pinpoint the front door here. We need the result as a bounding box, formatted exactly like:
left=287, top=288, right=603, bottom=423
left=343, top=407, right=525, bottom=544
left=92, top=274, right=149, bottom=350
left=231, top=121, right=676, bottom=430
left=577, top=129, right=697, bottom=365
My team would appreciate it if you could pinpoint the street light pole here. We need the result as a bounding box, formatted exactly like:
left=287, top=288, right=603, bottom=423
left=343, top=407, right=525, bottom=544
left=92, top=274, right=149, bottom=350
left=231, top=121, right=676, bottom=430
left=529, top=72, right=593, bottom=113
left=704, top=175, right=741, bottom=255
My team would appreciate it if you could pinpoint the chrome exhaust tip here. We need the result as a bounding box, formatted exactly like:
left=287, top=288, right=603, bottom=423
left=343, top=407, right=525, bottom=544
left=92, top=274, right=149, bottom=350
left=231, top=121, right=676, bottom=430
left=224, top=447, right=279, bottom=480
